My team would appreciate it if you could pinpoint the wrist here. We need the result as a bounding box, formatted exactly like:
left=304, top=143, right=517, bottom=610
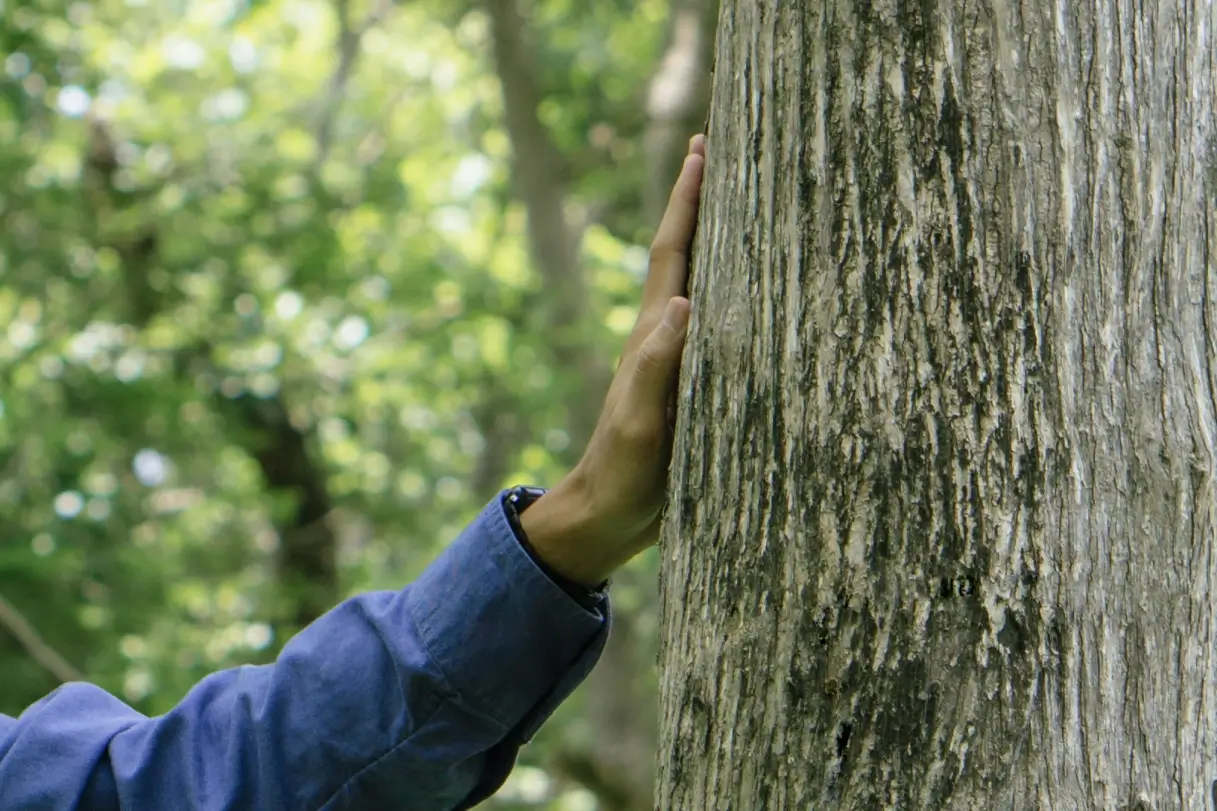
left=518, top=471, right=617, bottom=588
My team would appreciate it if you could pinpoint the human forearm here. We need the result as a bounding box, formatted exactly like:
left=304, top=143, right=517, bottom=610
left=0, top=496, right=609, bottom=811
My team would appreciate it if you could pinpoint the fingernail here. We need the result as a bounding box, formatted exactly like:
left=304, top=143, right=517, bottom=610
left=663, top=298, right=690, bottom=330
left=682, top=152, right=704, bottom=177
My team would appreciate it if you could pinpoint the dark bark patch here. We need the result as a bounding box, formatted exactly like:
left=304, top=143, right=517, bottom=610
left=1015, top=249, right=1033, bottom=298
left=996, top=609, right=1026, bottom=655
left=835, top=720, right=853, bottom=758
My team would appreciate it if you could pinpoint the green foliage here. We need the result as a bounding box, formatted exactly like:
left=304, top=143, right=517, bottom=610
left=0, top=0, right=673, bottom=805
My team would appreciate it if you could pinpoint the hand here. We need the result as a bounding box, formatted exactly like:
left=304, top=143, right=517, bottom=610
left=522, top=135, right=706, bottom=587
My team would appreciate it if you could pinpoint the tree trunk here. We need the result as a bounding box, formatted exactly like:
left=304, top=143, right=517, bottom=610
left=657, top=0, right=1217, bottom=808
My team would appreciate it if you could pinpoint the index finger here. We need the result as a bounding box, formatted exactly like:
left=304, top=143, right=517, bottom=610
left=643, top=138, right=705, bottom=310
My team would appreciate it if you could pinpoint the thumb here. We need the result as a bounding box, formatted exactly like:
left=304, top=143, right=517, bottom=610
left=630, top=297, right=690, bottom=410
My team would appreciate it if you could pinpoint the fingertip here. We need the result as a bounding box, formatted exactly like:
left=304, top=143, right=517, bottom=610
left=662, top=296, right=691, bottom=331
left=679, top=153, right=705, bottom=197
left=689, top=133, right=706, bottom=157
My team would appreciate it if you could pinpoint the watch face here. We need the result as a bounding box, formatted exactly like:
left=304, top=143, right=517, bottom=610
left=509, top=486, right=548, bottom=512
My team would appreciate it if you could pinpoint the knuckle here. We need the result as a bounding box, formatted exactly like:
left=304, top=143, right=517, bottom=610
left=635, top=340, right=663, bottom=373
left=648, top=242, right=682, bottom=267
left=635, top=307, right=663, bottom=334
left=624, top=323, right=653, bottom=354
left=611, top=412, right=659, bottom=446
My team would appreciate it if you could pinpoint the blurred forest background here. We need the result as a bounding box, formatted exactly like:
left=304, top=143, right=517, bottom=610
left=0, top=0, right=716, bottom=807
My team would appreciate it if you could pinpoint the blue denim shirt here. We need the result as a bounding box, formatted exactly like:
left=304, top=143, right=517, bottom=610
left=0, top=495, right=610, bottom=810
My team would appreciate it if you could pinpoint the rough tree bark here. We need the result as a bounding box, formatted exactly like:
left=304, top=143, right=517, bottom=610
left=658, top=1, right=1217, bottom=809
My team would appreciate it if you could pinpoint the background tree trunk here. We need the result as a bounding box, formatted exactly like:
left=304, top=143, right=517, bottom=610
left=487, top=2, right=708, bottom=807
left=643, top=0, right=720, bottom=225
left=657, top=0, right=1217, bottom=808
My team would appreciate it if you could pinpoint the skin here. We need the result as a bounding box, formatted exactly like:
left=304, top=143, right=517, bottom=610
left=521, top=134, right=706, bottom=588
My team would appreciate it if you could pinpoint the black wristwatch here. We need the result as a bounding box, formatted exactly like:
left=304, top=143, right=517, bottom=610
left=502, top=485, right=605, bottom=611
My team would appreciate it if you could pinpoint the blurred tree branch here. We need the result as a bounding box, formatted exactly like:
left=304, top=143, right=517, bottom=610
left=313, top=0, right=361, bottom=161
left=83, top=115, right=161, bottom=327
left=486, top=0, right=611, bottom=456
left=0, top=591, right=82, bottom=684
left=314, top=0, right=404, bottom=162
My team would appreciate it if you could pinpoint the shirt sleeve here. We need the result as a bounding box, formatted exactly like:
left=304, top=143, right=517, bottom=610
left=0, top=494, right=609, bottom=811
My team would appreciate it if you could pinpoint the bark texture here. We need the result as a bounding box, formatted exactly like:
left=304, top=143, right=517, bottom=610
left=657, top=0, right=1217, bottom=808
